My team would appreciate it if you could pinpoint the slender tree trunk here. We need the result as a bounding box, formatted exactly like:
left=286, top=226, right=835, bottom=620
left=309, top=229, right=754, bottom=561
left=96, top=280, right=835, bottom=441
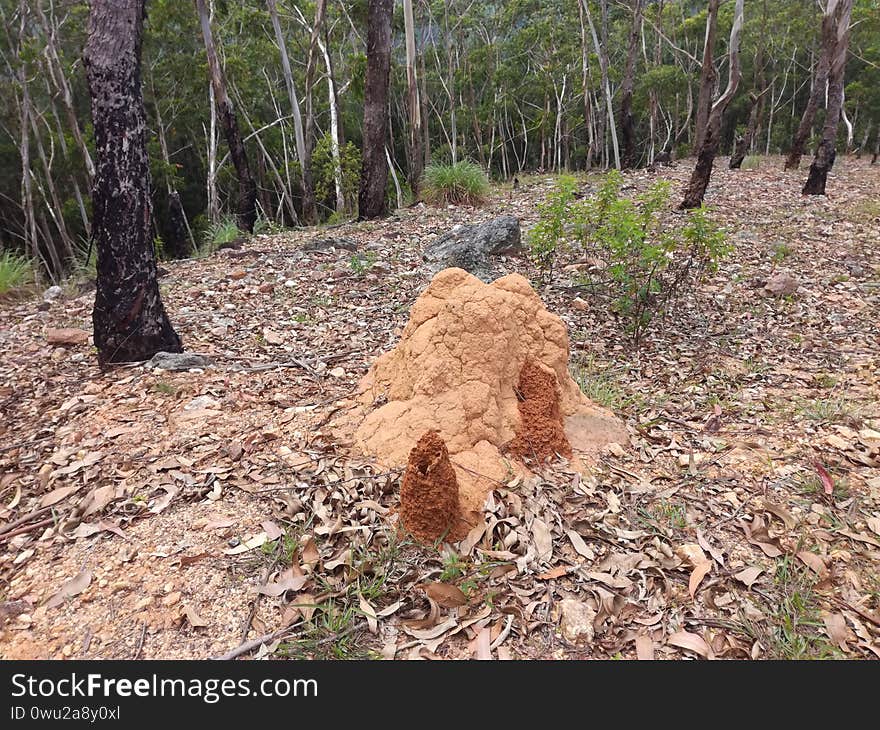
left=403, top=0, right=423, bottom=196
left=729, top=92, right=759, bottom=169
left=577, top=0, right=595, bottom=168
left=692, top=0, right=720, bottom=155
left=803, top=0, right=853, bottom=195
left=195, top=0, right=256, bottom=232
left=785, top=3, right=838, bottom=170
left=266, top=0, right=314, bottom=225
left=34, top=2, right=95, bottom=183
left=681, top=0, right=744, bottom=209
left=582, top=0, right=619, bottom=169
left=419, top=47, right=431, bottom=169
left=358, top=0, right=393, bottom=219
left=620, top=0, right=644, bottom=169
left=303, top=0, right=326, bottom=223
left=85, top=0, right=181, bottom=365
left=872, top=123, right=879, bottom=164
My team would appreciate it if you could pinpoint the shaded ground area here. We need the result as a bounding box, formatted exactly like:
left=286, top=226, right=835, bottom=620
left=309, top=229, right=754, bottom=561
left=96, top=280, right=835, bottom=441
left=1, top=157, right=879, bottom=660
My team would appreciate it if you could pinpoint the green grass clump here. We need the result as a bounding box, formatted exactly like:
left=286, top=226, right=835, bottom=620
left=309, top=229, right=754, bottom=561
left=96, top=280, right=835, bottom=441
left=741, top=155, right=761, bottom=170
left=197, top=217, right=244, bottom=258
left=421, top=161, right=490, bottom=206
left=0, top=250, right=32, bottom=296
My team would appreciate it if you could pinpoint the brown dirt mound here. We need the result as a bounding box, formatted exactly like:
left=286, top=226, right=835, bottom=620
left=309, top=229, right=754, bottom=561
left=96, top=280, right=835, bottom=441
left=506, top=359, right=572, bottom=461
left=345, top=267, right=628, bottom=514
left=399, top=431, right=465, bottom=543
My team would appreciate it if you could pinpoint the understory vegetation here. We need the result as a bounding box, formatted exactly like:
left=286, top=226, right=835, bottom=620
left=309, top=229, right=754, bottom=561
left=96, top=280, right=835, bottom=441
left=421, top=161, right=491, bottom=206
left=529, top=171, right=730, bottom=342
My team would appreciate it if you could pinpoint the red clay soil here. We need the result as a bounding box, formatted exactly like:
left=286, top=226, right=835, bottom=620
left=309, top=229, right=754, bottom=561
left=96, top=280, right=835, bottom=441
left=399, top=431, right=467, bottom=543
left=506, top=360, right=572, bottom=462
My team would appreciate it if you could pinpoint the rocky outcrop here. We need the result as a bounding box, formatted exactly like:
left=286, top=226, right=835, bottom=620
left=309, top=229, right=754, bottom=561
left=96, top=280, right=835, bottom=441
left=423, top=215, right=523, bottom=281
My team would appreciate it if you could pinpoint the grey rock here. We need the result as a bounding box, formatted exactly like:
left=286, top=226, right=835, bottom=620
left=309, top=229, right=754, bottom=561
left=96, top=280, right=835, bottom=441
left=146, top=351, right=214, bottom=371
left=42, top=285, right=63, bottom=302
left=423, top=215, right=523, bottom=281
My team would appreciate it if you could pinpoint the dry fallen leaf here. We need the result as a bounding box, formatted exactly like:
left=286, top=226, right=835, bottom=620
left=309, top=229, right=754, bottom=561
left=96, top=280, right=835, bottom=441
left=421, top=582, right=468, bottom=608
left=359, top=594, right=378, bottom=634
left=532, top=518, right=553, bottom=563
left=181, top=604, right=209, bottom=628
left=256, top=575, right=308, bottom=597
left=635, top=634, right=654, bottom=660
left=223, top=531, right=268, bottom=555
left=733, top=566, right=764, bottom=588
left=822, top=612, right=851, bottom=652
left=667, top=630, right=713, bottom=659
left=688, top=561, right=712, bottom=600
left=797, top=551, right=829, bottom=579
left=45, top=570, right=92, bottom=609
left=537, top=565, right=568, bottom=580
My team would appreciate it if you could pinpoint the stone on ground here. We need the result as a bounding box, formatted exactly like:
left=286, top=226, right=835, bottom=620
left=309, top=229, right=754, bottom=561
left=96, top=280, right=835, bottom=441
left=423, top=215, right=523, bottom=281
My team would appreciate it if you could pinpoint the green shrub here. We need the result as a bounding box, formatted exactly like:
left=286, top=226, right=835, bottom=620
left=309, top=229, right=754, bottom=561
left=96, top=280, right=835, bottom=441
left=528, top=171, right=730, bottom=343
left=741, top=155, right=761, bottom=170
left=421, top=161, right=490, bottom=206
left=70, top=237, right=96, bottom=282
left=528, top=175, right=578, bottom=273
left=312, top=135, right=361, bottom=218
left=0, top=250, right=32, bottom=296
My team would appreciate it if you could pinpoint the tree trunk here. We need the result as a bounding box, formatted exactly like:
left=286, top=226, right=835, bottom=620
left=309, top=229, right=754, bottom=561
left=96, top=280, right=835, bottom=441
left=34, top=2, right=95, bottom=183
left=583, top=0, right=619, bottom=169
left=303, top=0, right=327, bottom=223
left=266, top=0, right=314, bottom=224
left=620, top=0, right=644, bottom=170
left=84, top=0, right=182, bottom=365
left=785, top=3, right=838, bottom=170
left=692, top=0, right=720, bottom=155
left=730, top=92, right=760, bottom=169
left=403, top=0, right=423, bottom=196
left=358, top=0, right=393, bottom=220
left=803, top=0, right=853, bottom=195
left=195, top=0, right=256, bottom=232
left=681, top=0, right=744, bottom=209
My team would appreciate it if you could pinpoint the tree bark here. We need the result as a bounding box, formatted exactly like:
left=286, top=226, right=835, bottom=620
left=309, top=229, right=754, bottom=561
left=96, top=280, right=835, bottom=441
left=266, top=0, right=314, bottom=224
left=195, top=0, right=257, bottom=232
left=681, top=0, right=744, bottom=209
left=692, top=0, right=720, bottom=155
left=357, top=0, right=393, bottom=220
left=803, top=0, right=853, bottom=195
left=582, top=0, right=619, bottom=169
left=403, top=0, right=423, bottom=196
left=620, top=0, right=644, bottom=170
left=784, top=3, right=837, bottom=170
left=84, top=0, right=182, bottom=365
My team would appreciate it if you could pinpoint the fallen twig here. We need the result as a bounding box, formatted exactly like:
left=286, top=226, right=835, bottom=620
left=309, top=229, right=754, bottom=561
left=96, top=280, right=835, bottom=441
left=0, top=505, right=54, bottom=537
left=0, top=517, right=55, bottom=542
left=212, top=625, right=297, bottom=661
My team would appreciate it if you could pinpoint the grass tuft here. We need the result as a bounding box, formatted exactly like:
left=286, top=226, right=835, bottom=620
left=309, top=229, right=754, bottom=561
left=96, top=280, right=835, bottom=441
left=0, top=250, right=33, bottom=296
left=421, top=161, right=490, bottom=206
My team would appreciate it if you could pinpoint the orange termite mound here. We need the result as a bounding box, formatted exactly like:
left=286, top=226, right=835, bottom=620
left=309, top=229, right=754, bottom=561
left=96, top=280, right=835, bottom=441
left=399, top=431, right=467, bottom=543
left=343, top=267, right=628, bottom=518
left=506, top=359, right=572, bottom=461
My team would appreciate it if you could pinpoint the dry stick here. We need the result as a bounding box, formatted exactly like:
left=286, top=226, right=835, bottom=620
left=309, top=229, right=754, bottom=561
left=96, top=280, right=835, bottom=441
left=0, top=505, right=54, bottom=537
left=0, top=435, right=55, bottom=454
left=212, top=624, right=301, bottom=661
left=0, top=518, right=55, bottom=542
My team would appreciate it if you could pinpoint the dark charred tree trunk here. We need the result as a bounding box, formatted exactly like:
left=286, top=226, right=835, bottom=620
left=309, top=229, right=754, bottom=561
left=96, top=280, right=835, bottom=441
left=84, top=0, right=182, bottom=365
left=195, top=0, right=256, bottom=232
left=803, top=0, right=853, bottom=195
left=620, top=0, right=644, bottom=170
left=784, top=3, right=839, bottom=170
left=358, top=0, right=393, bottom=220
left=692, top=0, right=720, bottom=155
left=681, top=0, right=743, bottom=209
left=873, top=124, right=880, bottom=164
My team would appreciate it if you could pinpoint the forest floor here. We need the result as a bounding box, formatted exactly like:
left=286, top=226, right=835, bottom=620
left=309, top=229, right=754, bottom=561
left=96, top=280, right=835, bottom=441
left=1, top=156, right=879, bottom=660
